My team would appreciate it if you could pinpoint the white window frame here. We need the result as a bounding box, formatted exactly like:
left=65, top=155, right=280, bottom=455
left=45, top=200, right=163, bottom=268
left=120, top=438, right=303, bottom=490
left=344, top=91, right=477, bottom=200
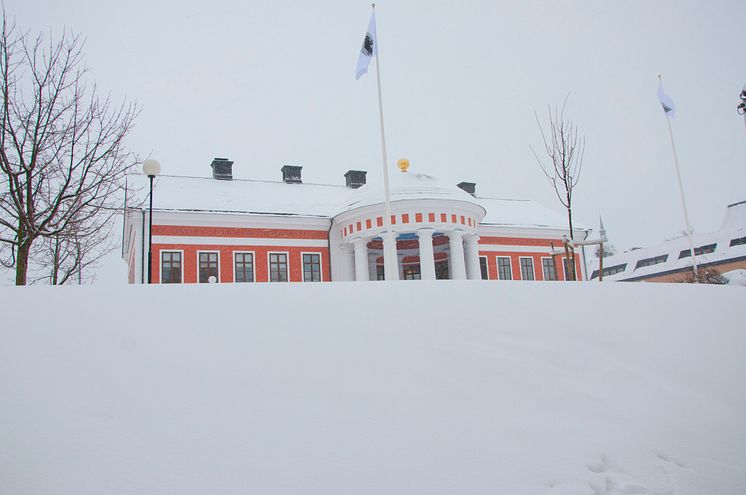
left=563, top=257, right=576, bottom=280
left=519, top=256, right=535, bottom=281
left=159, top=249, right=184, bottom=284
left=197, top=250, right=221, bottom=283
left=300, top=251, right=324, bottom=282
left=233, top=250, right=256, bottom=283
left=541, top=257, right=558, bottom=281
left=267, top=251, right=290, bottom=283
left=496, top=256, right=512, bottom=280
left=479, top=255, right=489, bottom=280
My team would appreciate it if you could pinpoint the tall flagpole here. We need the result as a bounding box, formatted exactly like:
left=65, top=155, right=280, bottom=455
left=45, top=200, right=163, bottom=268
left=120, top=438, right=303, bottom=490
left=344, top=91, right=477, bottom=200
left=372, top=3, right=398, bottom=280
left=659, top=75, right=698, bottom=279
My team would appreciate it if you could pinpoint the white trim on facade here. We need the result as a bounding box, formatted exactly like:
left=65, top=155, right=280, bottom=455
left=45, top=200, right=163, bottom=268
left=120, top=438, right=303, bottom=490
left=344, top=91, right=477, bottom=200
left=233, top=250, right=256, bottom=283
left=152, top=236, right=328, bottom=247
left=496, top=256, right=512, bottom=280
left=518, top=256, right=535, bottom=281
left=159, top=249, right=185, bottom=284
left=148, top=210, right=332, bottom=230
left=267, top=251, right=290, bottom=283
left=196, top=250, right=221, bottom=283
left=300, top=251, right=324, bottom=282
left=541, top=256, right=559, bottom=281
left=477, top=244, right=556, bottom=254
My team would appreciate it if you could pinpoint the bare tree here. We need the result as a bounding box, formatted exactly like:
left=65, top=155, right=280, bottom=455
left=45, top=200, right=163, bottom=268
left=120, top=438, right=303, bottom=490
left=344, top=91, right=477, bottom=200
left=0, top=12, right=138, bottom=284
left=28, top=209, right=117, bottom=285
left=530, top=95, right=585, bottom=280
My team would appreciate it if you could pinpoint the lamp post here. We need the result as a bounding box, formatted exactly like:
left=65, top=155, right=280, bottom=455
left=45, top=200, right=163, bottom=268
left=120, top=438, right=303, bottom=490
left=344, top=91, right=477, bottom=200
left=142, top=159, right=161, bottom=284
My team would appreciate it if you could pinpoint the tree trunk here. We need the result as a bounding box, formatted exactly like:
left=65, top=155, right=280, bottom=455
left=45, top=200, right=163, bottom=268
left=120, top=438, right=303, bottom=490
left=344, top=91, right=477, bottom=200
left=15, top=238, right=32, bottom=286
left=566, top=204, right=577, bottom=281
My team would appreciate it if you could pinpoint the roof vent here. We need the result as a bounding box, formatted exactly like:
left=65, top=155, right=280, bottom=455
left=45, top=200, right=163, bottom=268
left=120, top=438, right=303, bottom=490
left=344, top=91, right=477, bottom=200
left=281, top=165, right=302, bottom=184
left=344, top=170, right=367, bottom=189
left=211, top=158, right=233, bottom=181
left=457, top=181, right=476, bottom=197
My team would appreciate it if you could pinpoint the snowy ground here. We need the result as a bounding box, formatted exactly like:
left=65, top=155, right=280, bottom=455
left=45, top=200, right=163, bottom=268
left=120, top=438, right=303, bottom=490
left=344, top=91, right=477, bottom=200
left=1, top=281, right=744, bottom=495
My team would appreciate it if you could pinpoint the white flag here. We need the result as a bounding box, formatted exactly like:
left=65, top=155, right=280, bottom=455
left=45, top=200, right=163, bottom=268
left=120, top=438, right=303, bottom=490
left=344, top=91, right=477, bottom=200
left=355, top=12, right=377, bottom=80
left=657, top=80, right=676, bottom=118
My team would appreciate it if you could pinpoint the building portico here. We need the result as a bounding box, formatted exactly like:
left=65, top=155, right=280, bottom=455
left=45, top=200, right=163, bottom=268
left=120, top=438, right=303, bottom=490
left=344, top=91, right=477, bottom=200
left=332, top=170, right=486, bottom=281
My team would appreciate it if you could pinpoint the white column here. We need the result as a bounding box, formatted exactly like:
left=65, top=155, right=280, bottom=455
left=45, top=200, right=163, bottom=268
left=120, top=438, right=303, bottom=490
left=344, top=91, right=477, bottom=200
left=464, top=234, right=481, bottom=280
left=448, top=230, right=467, bottom=280
left=368, top=255, right=378, bottom=281
left=382, top=231, right=400, bottom=281
left=353, top=237, right=369, bottom=282
left=417, top=228, right=436, bottom=280
left=342, top=245, right=356, bottom=281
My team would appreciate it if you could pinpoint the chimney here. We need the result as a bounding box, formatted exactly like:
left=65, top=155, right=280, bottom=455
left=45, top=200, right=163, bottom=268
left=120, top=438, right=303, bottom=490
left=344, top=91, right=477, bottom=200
left=457, top=181, right=476, bottom=197
left=344, top=170, right=367, bottom=189
left=211, top=157, right=233, bottom=180
left=281, top=165, right=302, bottom=184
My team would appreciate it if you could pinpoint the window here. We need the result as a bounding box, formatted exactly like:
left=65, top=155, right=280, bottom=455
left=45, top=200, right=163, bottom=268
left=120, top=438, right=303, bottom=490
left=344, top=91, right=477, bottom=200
left=302, top=253, right=321, bottom=282
left=730, top=236, right=746, bottom=247
left=634, top=254, right=668, bottom=270
left=542, top=258, right=558, bottom=281
left=403, top=264, right=421, bottom=280
left=234, top=253, right=254, bottom=283
left=269, top=253, right=288, bottom=282
left=679, top=243, right=717, bottom=259
left=520, top=257, right=535, bottom=281
left=161, top=251, right=182, bottom=284
left=435, top=260, right=449, bottom=280
left=479, top=256, right=489, bottom=280
left=376, top=265, right=385, bottom=281
left=497, top=257, right=512, bottom=280
left=199, top=252, right=219, bottom=283
left=590, top=263, right=627, bottom=280
left=563, top=258, right=576, bottom=280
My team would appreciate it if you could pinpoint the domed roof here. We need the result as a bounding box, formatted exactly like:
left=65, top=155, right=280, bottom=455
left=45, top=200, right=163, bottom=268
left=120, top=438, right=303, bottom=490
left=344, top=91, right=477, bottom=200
left=341, top=171, right=483, bottom=213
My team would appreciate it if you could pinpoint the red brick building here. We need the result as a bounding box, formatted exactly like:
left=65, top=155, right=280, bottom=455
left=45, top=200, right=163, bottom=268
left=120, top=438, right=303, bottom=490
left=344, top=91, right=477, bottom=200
left=123, top=159, right=589, bottom=283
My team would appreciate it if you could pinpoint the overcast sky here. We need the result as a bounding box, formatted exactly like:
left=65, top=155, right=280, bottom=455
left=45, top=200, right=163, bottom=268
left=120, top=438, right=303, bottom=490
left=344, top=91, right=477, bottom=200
left=7, top=0, right=746, bottom=260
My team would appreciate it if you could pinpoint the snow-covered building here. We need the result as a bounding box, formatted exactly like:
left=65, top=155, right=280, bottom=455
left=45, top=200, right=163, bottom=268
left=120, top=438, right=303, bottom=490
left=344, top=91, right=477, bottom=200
left=122, top=158, right=590, bottom=284
left=588, top=200, right=746, bottom=282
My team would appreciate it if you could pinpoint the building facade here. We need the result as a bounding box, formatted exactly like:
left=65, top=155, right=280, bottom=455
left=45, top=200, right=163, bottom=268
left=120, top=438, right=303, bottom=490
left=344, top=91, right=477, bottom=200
left=123, top=159, right=589, bottom=284
left=587, top=200, right=746, bottom=283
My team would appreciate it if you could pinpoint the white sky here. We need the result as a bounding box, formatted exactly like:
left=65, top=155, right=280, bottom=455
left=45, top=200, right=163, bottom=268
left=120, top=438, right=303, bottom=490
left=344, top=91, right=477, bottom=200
left=8, top=0, right=746, bottom=254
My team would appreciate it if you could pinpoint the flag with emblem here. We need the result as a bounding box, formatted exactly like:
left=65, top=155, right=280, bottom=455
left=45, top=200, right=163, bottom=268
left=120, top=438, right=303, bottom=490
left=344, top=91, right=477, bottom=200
left=657, top=79, right=676, bottom=118
left=355, top=11, right=377, bottom=80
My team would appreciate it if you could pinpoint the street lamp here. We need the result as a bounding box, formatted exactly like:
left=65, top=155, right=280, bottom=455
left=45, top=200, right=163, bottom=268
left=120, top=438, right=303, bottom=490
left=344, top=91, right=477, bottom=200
left=142, top=159, right=161, bottom=284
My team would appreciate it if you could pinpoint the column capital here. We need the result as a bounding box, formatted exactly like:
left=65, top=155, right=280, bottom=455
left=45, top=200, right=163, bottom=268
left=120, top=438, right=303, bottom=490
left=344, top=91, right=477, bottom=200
left=464, top=233, right=480, bottom=243
left=417, top=227, right=435, bottom=239
left=447, top=229, right=465, bottom=240
left=352, top=237, right=366, bottom=248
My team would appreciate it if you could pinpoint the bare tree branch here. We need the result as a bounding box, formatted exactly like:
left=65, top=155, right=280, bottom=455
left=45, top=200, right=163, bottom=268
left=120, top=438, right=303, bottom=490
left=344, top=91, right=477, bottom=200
left=530, top=94, right=585, bottom=280
left=0, top=9, right=139, bottom=284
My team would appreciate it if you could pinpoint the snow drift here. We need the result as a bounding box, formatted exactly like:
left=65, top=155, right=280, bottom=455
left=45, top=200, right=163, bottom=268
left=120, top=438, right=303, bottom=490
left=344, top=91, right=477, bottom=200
left=1, top=281, right=744, bottom=494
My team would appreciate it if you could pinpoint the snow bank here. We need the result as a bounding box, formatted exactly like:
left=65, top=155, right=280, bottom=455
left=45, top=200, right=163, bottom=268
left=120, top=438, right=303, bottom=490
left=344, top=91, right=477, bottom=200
left=1, top=282, right=744, bottom=494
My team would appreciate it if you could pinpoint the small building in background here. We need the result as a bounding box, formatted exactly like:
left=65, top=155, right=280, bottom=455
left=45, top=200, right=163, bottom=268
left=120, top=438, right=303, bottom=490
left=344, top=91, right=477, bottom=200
left=587, top=200, right=746, bottom=283
left=122, top=158, right=590, bottom=284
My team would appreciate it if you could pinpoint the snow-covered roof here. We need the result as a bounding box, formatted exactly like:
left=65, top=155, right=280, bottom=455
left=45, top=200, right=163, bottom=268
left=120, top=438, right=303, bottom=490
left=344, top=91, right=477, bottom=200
left=126, top=171, right=585, bottom=232
left=477, top=196, right=587, bottom=231
left=341, top=171, right=482, bottom=212
left=589, top=201, right=746, bottom=281
left=721, top=199, right=746, bottom=230
left=128, top=174, right=354, bottom=218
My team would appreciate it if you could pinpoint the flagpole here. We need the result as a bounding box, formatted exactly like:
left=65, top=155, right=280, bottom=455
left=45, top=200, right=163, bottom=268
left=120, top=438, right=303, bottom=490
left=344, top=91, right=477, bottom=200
left=372, top=3, right=398, bottom=280
left=659, top=75, right=698, bottom=279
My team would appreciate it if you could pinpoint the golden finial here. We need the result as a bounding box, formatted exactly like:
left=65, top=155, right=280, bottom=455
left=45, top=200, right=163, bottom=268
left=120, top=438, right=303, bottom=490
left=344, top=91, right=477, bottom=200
left=397, top=158, right=410, bottom=173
